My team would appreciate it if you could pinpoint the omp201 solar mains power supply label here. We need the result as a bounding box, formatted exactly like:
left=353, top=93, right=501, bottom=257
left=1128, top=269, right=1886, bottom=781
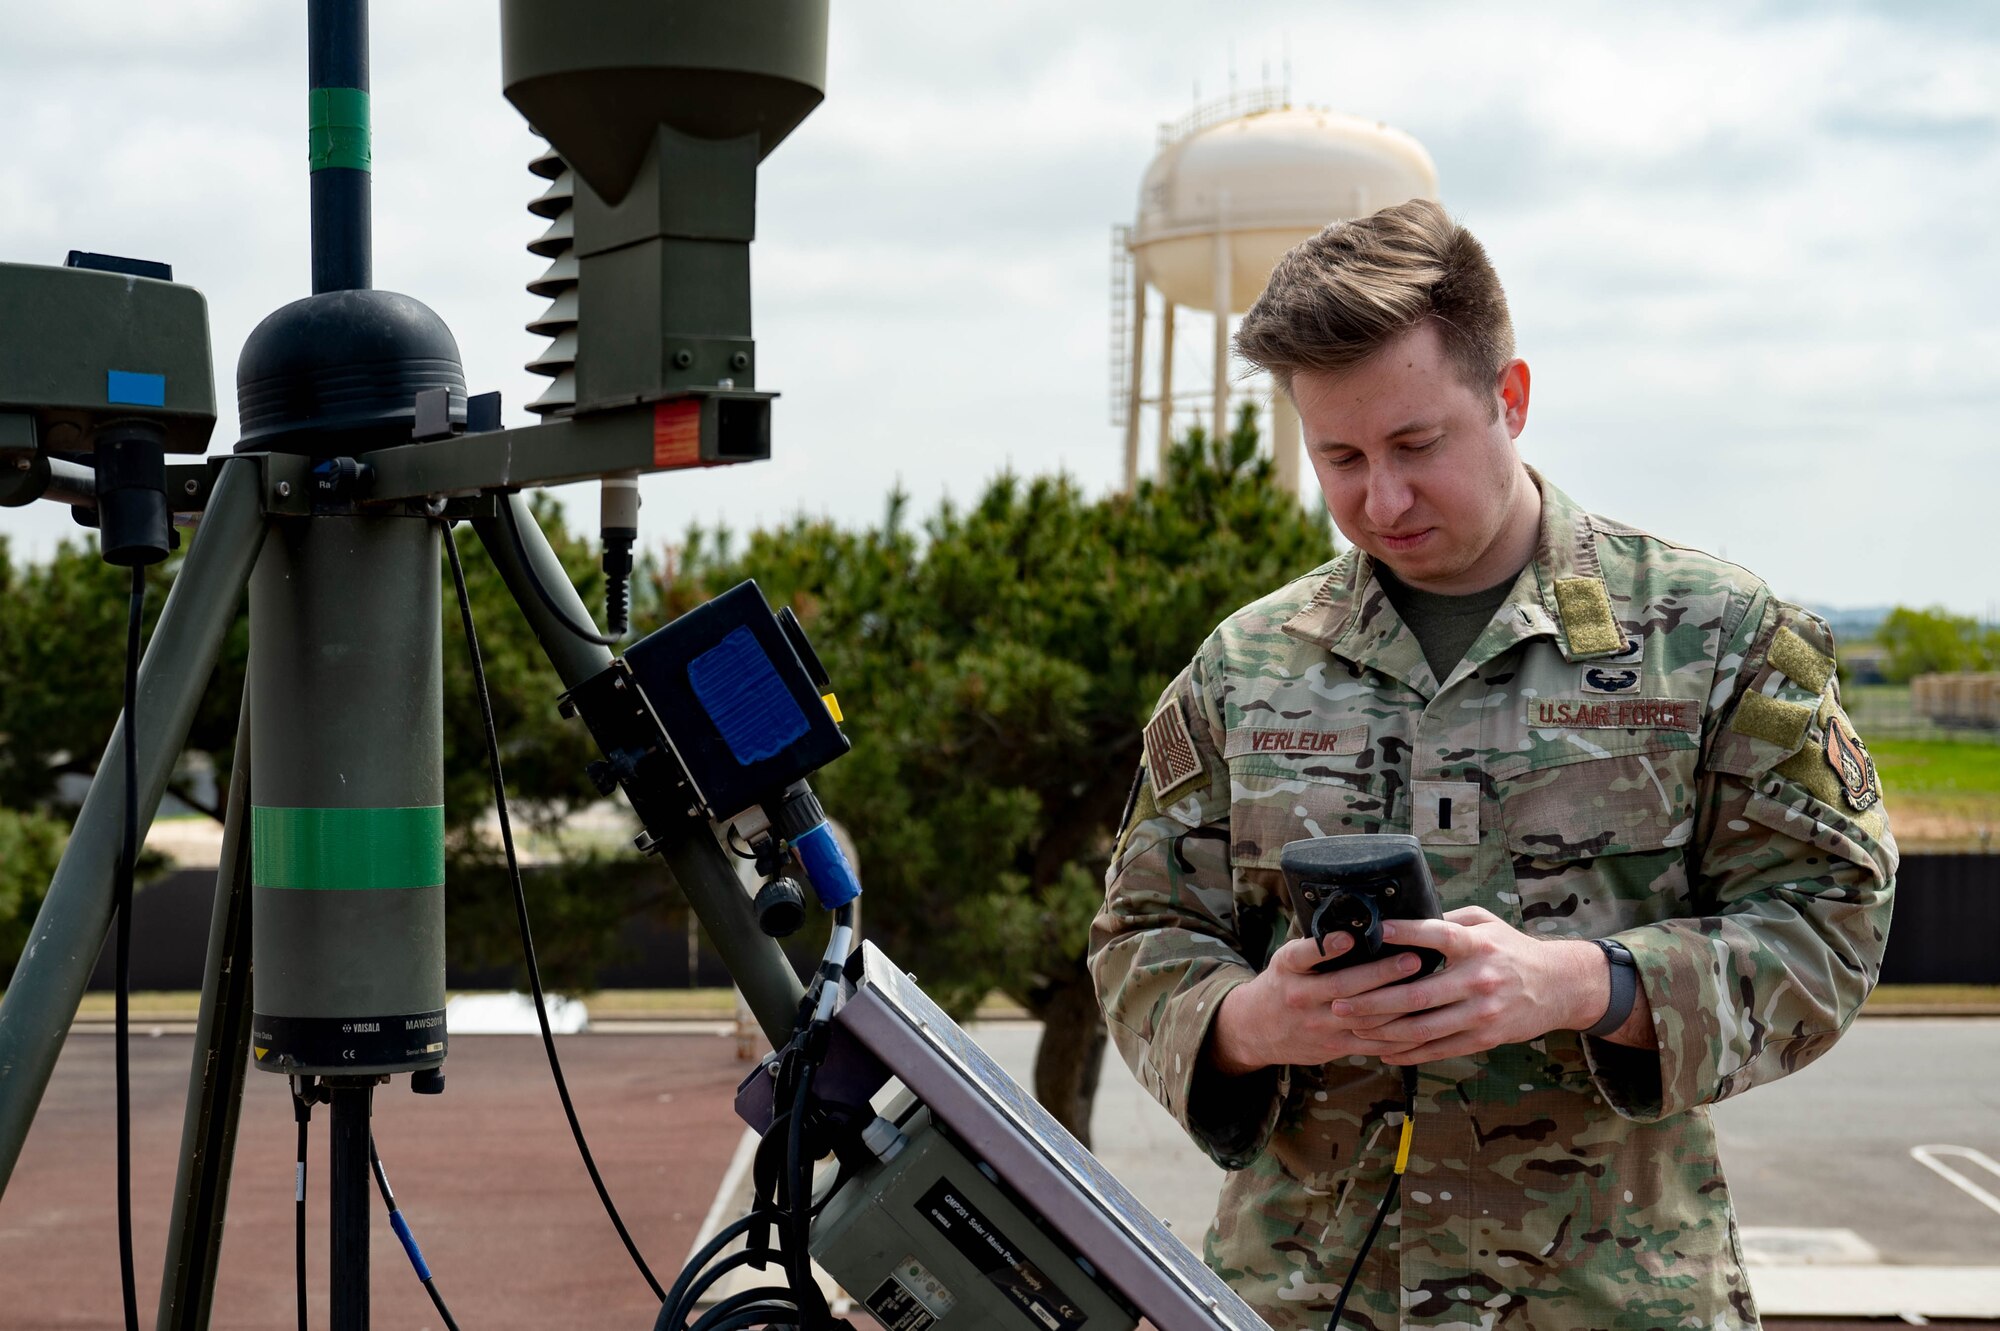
left=917, top=1179, right=1087, bottom=1331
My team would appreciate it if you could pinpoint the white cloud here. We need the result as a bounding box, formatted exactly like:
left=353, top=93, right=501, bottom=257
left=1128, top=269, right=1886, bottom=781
left=1, top=0, right=1995, bottom=620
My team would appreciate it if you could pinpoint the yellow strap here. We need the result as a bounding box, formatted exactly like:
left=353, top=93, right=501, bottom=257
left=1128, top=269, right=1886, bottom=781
left=1393, top=1117, right=1414, bottom=1174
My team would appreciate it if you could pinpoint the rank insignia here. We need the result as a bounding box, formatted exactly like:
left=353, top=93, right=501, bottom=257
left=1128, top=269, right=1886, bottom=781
left=1825, top=714, right=1880, bottom=812
left=1582, top=666, right=1642, bottom=695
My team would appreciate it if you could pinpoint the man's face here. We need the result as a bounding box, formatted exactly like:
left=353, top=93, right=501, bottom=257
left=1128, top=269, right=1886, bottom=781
left=1293, top=322, right=1538, bottom=596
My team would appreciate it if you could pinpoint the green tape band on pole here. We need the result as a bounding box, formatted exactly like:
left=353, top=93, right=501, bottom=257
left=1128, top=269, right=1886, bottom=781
left=253, top=806, right=443, bottom=890
left=308, top=87, right=371, bottom=172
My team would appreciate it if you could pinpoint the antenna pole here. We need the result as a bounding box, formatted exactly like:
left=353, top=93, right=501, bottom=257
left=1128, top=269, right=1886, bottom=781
left=308, top=0, right=372, bottom=293
left=327, top=1083, right=373, bottom=1331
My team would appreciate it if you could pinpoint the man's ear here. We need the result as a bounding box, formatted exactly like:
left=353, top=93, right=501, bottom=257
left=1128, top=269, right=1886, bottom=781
left=1497, top=359, right=1531, bottom=438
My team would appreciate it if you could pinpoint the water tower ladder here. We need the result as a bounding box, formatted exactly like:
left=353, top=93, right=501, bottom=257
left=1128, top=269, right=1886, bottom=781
left=1109, top=224, right=1133, bottom=429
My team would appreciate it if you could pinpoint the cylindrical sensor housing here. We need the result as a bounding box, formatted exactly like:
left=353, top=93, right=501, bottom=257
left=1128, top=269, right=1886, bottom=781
left=249, top=514, right=446, bottom=1077
left=94, top=422, right=172, bottom=566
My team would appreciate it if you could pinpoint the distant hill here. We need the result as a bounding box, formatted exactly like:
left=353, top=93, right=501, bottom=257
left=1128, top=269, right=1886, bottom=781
left=1808, top=605, right=1893, bottom=640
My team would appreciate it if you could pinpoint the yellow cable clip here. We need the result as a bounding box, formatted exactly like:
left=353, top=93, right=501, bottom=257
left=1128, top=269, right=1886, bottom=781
left=821, top=692, right=843, bottom=724
left=1394, top=1116, right=1414, bottom=1175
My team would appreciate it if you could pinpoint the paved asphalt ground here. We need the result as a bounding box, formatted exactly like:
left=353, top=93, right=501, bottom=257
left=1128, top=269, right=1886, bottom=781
left=1708, top=1019, right=2000, bottom=1267
left=2, top=1017, right=1995, bottom=1329
left=1003, top=1017, right=2000, bottom=1269
left=0, top=1031, right=751, bottom=1331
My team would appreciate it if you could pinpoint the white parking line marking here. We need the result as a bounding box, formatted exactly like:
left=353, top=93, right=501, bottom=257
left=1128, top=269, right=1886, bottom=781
left=684, top=1127, right=760, bottom=1267
left=1912, top=1145, right=2000, bottom=1219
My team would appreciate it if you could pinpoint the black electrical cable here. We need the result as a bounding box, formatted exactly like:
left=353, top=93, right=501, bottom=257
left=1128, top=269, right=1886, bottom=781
left=658, top=1212, right=761, bottom=1329
left=295, top=1120, right=308, bottom=1331
left=782, top=1064, right=826, bottom=1328
left=663, top=1247, right=780, bottom=1329
left=695, top=1288, right=797, bottom=1324
left=113, top=564, right=143, bottom=1331
left=655, top=914, right=855, bottom=1331
left=497, top=496, right=621, bottom=646
left=694, top=1304, right=800, bottom=1331
left=701, top=1313, right=801, bottom=1331
left=688, top=1287, right=799, bottom=1331
left=784, top=907, right=856, bottom=1330
left=293, top=1085, right=313, bottom=1331
left=370, top=1136, right=463, bottom=1331
left=1326, top=1066, right=1420, bottom=1331
left=696, top=1311, right=800, bottom=1331
left=654, top=1212, right=784, bottom=1331
left=442, top=521, right=665, bottom=1300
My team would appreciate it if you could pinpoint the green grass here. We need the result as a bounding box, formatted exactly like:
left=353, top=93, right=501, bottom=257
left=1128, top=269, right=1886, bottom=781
left=61, top=989, right=747, bottom=1023
left=1867, top=738, right=2000, bottom=848
left=1814, top=684, right=2000, bottom=843
left=1869, top=739, right=2000, bottom=797
left=556, top=988, right=735, bottom=1018
left=62, top=988, right=1037, bottom=1022
left=1867, top=985, right=2000, bottom=1011
left=60, top=985, right=1997, bottom=1022
left=70, top=992, right=209, bottom=1020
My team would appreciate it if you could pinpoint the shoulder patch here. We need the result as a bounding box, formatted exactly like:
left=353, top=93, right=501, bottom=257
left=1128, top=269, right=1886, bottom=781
left=1825, top=712, right=1881, bottom=811
left=1143, top=699, right=1205, bottom=800
left=1768, top=625, right=1836, bottom=695
left=1730, top=691, right=1813, bottom=750
left=1775, top=704, right=1880, bottom=814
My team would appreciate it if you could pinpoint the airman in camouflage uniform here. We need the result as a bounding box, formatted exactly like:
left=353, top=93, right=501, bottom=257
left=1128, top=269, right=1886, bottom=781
left=1090, top=201, right=1896, bottom=1330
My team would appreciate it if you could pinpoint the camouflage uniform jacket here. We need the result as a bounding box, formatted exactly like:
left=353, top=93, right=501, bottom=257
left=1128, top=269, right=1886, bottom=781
left=1089, top=475, right=1896, bottom=1331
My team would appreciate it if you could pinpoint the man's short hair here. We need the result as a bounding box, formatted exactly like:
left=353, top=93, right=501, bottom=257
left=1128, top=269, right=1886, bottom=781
left=1234, top=198, right=1515, bottom=401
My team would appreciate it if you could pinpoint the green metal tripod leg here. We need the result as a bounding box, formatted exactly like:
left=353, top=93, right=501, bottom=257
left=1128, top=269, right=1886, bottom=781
left=471, top=493, right=805, bottom=1045
left=154, top=676, right=256, bottom=1331
left=0, top=457, right=267, bottom=1194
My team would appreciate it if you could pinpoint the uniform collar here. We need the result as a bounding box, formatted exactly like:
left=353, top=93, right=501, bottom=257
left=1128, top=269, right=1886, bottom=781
left=1280, top=469, right=1627, bottom=687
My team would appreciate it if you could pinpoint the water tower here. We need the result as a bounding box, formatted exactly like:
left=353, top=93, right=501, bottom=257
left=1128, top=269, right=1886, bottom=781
left=1111, top=92, right=1439, bottom=493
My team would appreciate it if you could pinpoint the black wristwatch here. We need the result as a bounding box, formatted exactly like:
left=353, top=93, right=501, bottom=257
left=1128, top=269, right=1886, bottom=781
left=1583, top=938, right=1638, bottom=1038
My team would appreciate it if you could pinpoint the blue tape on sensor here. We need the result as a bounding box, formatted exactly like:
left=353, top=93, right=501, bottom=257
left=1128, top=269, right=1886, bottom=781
left=794, top=820, right=861, bottom=908
left=688, top=625, right=810, bottom=765
left=389, top=1210, right=432, bottom=1282
left=106, top=370, right=166, bottom=407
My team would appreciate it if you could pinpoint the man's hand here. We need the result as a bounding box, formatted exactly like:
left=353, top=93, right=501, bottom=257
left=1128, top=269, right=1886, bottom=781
left=1328, top=906, right=1653, bottom=1062
left=1205, top=932, right=1431, bottom=1076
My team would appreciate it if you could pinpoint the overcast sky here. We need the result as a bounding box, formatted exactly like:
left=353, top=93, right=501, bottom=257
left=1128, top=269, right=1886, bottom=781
left=2, top=1, right=1995, bottom=619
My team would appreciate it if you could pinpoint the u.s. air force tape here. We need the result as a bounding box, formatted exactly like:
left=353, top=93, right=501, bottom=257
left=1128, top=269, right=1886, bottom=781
left=1143, top=698, right=1205, bottom=800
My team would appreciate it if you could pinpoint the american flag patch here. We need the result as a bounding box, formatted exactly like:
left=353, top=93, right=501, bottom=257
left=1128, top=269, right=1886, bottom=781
left=1144, top=699, right=1205, bottom=799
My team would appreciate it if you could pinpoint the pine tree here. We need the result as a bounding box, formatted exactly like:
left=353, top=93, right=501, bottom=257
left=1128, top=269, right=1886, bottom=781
left=665, top=405, right=1333, bottom=1141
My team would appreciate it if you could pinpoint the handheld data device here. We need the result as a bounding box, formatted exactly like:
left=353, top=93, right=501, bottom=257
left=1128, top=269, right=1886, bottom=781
left=1279, top=834, right=1444, bottom=979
